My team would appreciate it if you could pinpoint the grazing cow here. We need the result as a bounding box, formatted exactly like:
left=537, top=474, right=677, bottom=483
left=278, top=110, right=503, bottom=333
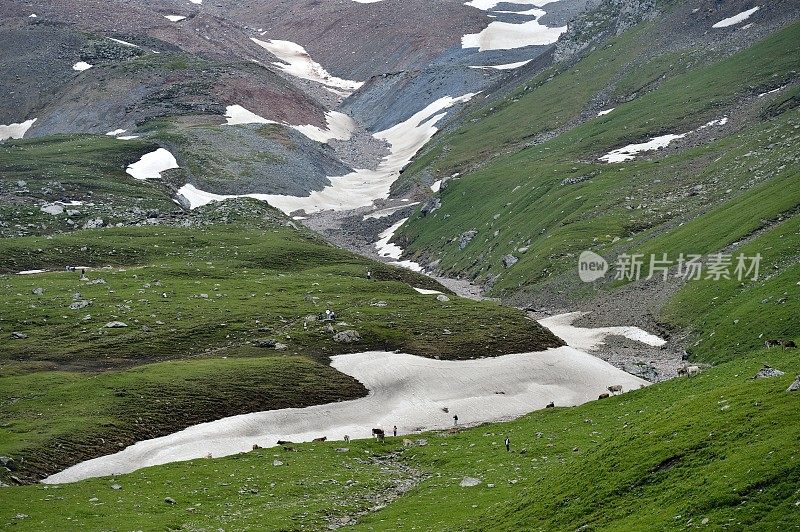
left=545, top=401, right=555, bottom=408
left=372, top=428, right=385, bottom=442
left=277, top=440, right=293, bottom=445
left=252, top=444, right=261, bottom=450
left=781, top=340, right=797, bottom=349
left=343, top=435, right=350, bottom=443
left=312, top=436, right=327, bottom=442
left=607, top=385, right=623, bottom=395
left=598, top=393, right=610, bottom=400
left=686, top=365, right=701, bottom=377
left=765, top=339, right=782, bottom=348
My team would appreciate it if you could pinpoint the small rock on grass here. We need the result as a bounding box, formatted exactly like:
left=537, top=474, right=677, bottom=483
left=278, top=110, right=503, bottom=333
left=105, top=321, right=128, bottom=328
left=788, top=376, right=800, bottom=392
left=460, top=477, right=481, bottom=487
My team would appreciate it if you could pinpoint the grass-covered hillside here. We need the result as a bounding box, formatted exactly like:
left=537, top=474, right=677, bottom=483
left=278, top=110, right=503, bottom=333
left=2, top=345, right=797, bottom=530
left=0, top=201, right=559, bottom=483
left=394, top=15, right=800, bottom=363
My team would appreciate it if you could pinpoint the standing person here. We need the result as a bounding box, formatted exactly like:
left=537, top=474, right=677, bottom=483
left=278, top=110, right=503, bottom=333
left=453, top=414, right=458, bottom=426
left=367, top=270, right=372, bottom=280
left=505, top=436, right=510, bottom=452
left=393, top=425, right=397, bottom=437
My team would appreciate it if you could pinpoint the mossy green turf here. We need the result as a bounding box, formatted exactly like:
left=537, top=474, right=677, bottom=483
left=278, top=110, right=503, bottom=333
left=0, top=217, right=558, bottom=481
left=2, top=348, right=797, bottom=530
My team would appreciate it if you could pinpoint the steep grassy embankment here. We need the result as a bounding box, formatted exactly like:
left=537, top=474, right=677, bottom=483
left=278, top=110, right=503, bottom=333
left=393, top=19, right=799, bottom=363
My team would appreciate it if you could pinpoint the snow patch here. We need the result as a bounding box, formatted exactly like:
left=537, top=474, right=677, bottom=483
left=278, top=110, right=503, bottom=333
left=224, top=105, right=355, bottom=143
left=363, top=203, right=420, bottom=220
left=597, top=108, right=615, bottom=116
left=599, top=116, right=728, bottom=163
left=107, top=37, right=139, bottom=48
left=164, top=15, right=186, bottom=22
left=712, top=6, right=759, bottom=28
left=0, top=118, right=37, bottom=141
left=469, top=60, right=532, bottom=70
left=413, top=287, right=444, bottom=295
left=182, top=93, right=478, bottom=214
left=44, top=347, right=647, bottom=483
left=538, top=312, right=666, bottom=351
left=251, top=38, right=363, bottom=94
left=126, top=148, right=179, bottom=180
left=72, top=61, right=93, bottom=71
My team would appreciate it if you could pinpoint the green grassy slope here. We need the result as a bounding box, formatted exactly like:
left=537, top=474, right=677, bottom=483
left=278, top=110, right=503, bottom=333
left=2, top=347, right=797, bottom=530
left=0, top=135, right=177, bottom=237
left=0, top=207, right=559, bottom=482
left=394, top=20, right=799, bottom=364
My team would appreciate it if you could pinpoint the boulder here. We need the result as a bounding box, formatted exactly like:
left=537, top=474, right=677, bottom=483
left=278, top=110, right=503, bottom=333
left=502, top=255, right=519, bottom=268
left=460, top=477, right=482, bottom=487
left=754, top=365, right=785, bottom=379
left=40, top=204, right=64, bottom=216
left=421, top=198, right=441, bottom=216
left=105, top=321, right=128, bottom=328
left=436, top=294, right=450, bottom=303
left=11, top=332, right=28, bottom=339
left=0, top=456, right=17, bottom=471
left=32, top=287, right=43, bottom=296
left=83, top=218, right=105, bottom=229
left=788, top=376, right=800, bottom=393
left=459, top=230, right=478, bottom=250
left=69, top=300, right=91, bottom=310
left=253, top=338, right=278, bottom=348
left=333, top=330, right=362, bottom=343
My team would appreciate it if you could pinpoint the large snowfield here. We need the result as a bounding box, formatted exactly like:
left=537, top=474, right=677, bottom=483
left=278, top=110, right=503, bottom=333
left=46, top=346, right=648, bottom=484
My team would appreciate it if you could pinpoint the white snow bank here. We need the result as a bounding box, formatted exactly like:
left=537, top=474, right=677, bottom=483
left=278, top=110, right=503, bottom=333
left=363, top=203, right=420, bottom=220
left=45, top=347, right=647, bottom=483
left=538, top=312, right=666, bottom=352
left=599, top=133, right=687, bottom=163
left=126, top=148, right=179, bottom=180
left=599, top=116, right=728, bottom=163
left=463, top=16, right=566, bottom=51
left=224, top=105, right=355, bottom=143
left=470, top=60, right=532, bottom=70
left=597, top=108, right=615, bottom=116
left=373, top=218, right=424, bottom=272
left=251, top=38, right=363, bottom=94
left=0, top=118, right=36, bottom=141
left=413, top=287, right=444, bottom=295
left=164, top=15, right=186, bottom=22
left=712, top=6, right=759, bottom=28
left=181, top=93, right=478, bottom=214
left=72, top=61, right=93, bottom=71
left=465, top=0, right=560, bottom=9
left=375, top=218, right=409, bottom=260
left=18, top=269, right=47, bottom=275
left=107, top=37, right=139, bottom=48
left=106, top=129, right=127, bottom=136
